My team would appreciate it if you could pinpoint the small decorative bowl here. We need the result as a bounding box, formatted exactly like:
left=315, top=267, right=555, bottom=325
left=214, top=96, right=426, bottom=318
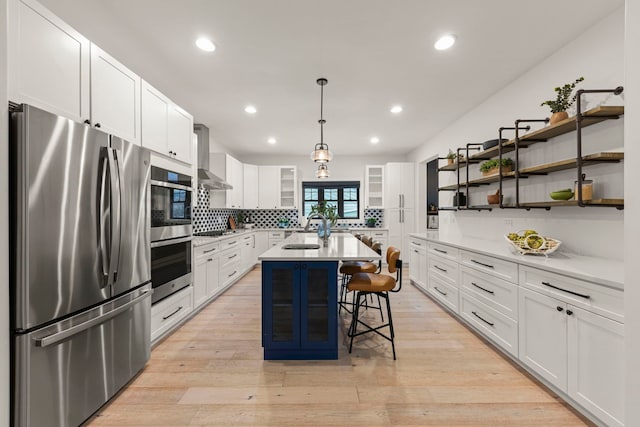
left=550, top=190, right=574, bottom=200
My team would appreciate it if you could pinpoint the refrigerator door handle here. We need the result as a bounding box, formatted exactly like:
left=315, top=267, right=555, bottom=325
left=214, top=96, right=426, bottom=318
left=98, top=149, right=110, bottom=286
left=398, top=194, right=401, bottom=209
left=34, top=290, right=151, bottom=348
left=107, top=148, right=122, bottom=284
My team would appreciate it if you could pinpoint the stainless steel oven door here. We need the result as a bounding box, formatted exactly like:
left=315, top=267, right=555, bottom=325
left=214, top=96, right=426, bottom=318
left=150, top=180, right=192, bottom=242
left=150, top=237, right=192, bottom=303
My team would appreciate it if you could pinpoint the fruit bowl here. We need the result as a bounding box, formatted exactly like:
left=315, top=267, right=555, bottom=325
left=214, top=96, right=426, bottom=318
left=505, top=230, right=562, bottom=256
left=550, top=189, right=574, bottom=200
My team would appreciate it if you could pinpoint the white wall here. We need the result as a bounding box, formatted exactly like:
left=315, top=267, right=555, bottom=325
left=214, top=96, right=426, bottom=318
left=409, top=7, right=625, bottom=260
left=624, top=1, right=640, bottom=425
left=0, top=0, right=9, bottom=425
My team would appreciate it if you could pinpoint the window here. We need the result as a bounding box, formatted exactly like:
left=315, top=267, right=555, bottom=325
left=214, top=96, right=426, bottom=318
left=171, top=189, right=188, bottom=219
left=302, top=181, right=360, bottom=219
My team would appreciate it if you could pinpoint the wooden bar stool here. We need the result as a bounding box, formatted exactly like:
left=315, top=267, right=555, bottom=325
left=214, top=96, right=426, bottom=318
left=347, top=246, right=402, bottom=360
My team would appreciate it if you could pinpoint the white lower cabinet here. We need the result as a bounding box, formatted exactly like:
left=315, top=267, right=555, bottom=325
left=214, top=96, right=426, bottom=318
left=409, top=238, right=427, bottom=289
left=519, top=285, right=624, bottom=427
left=268, top=230, right=285, bottom=247
left=241, top=234, right=255, bottom=271
left=194, top=242, right=221, bottom=309
left=254, top=231, right=269, bottom=261
left=461, top=291, right=518, bottom=357
left=151, top=285, right=193, bottom=343
left=427, top=272, right=459, bottom=313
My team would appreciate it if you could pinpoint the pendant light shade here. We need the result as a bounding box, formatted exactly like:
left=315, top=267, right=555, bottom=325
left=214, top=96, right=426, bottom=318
left=311, top=78, right=333, bottom=163
left=316, top=163, right=330, bottom=179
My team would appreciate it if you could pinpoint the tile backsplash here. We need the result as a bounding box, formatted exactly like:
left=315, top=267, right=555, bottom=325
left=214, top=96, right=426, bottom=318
left=193, top=186, right=384, bottom=233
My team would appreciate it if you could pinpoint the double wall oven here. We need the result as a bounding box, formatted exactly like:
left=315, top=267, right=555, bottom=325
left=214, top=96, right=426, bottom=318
left=150, top=166, right=193, bottom=303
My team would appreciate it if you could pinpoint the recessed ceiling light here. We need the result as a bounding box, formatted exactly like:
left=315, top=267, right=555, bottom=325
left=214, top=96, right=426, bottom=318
left=195, top=37, right=216, bottom=52
left=434, top=34, right=456, bottom=50
left=370, top=137, right=380, bottom=144
left=390, top=105, right=403, bottom=114
left=267, top=137, right=277, bottom=144
left=244, top=105, right=257, bottom=114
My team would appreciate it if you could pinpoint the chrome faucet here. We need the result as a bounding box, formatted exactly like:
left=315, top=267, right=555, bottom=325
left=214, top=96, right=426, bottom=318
left=304, top=213, right=330, bottom=247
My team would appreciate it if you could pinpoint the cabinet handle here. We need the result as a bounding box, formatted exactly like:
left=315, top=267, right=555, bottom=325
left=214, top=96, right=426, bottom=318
left=228, top=254, right=237, bottom=259
left=566, top=309, right=574, bottom=316
left=228, top=270, right=237, bottom=278
left=228, top=241, right=237, bottom=245
left=541, top=281, right=591, bottom=299
left=399, top=194, right=401, bottom=208
left=471, top=259, right=494, bottom=269
left=203, top=248, right=216, bottom=254
left=207, top=258, right=213, bottom=262
left=472, top=311, right=494, bottom=327
left=471, top=282, right=494, bottom=295
left=434, top=286, right=448, bottom=296
left=434, top=248, right=447, bottom=254
left=83, top=119, right=91, bottom=125
left=434, top=265, right=447, bottom=273
left=556, top=306, right=564, bottom=312
left=94, top=123, right=101, bottom=128
left=414, top=250, right=419, bottom=253
left=413, top=242, right=422, bottom=246
left=162, top=306, right=183, bottom=321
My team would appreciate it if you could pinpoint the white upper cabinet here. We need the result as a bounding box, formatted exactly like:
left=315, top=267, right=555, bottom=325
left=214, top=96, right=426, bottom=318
left=90, top=43, right=141, bottom=145
left=141, top=80, right=193, bottom=164
left=8, top=0, right=90, bottom=122
left=168, top=105, right=194, bottom=164
left=210, top=153, right=244, bottom=208
left=258, top=166, right=280, bottom=209
left=279, top=166, right=297, bottom=209
left=243, top=164, right=260, bottom=209
left=385, top=162, right=415, bottom=209
left=365, top=165, right=385, bottom=208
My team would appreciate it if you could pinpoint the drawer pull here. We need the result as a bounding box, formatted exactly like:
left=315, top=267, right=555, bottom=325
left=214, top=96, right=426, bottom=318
left=471, top=259, right=494, bottom=269
left=228, top=241, right=237, bottom=245
left=413, top=242, right=422, bottom=246
left=207, top=258, right=213, bottom=262
left=566, top=309, right=574, bottom=316
left=434, top=286, right=448, bottom=296
left=541, top=281, right=591, bottom=299
left=471, top=282, right=494, bottom=295
left=203, top=248, right=216, bottom=254
left=472, top=311, right=494, bottom=327
left=557, top=306, right=564, bottom=312
left=414, top=250, right=419, bottom=253
left=228, top=270, right=237, bottom=278
left=162, top=306, right=183, bottom=321
left=434, top=265, right=447, bottom=273
left=228, top=254, right=238, bottom=259
left=434, top=248, right=447, bottom=254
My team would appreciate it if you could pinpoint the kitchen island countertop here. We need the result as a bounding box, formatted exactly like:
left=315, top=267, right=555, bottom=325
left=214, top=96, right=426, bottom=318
left=259, top=232, right=381, bottom=261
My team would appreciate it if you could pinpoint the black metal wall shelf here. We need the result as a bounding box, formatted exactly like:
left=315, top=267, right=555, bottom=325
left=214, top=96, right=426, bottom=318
left=437, top=87, right=624, bottom=212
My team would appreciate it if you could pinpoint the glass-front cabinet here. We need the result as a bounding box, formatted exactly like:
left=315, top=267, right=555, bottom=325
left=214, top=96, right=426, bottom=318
left=365, top=165, right=384, bottom=208
left=262, top=261, right=337, bottom=359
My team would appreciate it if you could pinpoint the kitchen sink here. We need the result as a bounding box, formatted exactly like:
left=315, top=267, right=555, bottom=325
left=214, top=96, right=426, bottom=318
left=282, top=243, right=321, bottom=250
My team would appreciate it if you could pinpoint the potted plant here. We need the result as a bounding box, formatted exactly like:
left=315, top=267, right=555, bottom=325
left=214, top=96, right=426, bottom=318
left=479, top=158, right=513, bottom=176
left=278, top=216, right=290, bottom=228
left=236, top=211, right=245, bottom=228
left=365, top=217, right=377, bottom=228
left=446, top=149, right=463, bottom=165
left=310, top=201, right=339, bottom=226
left=540, top=76, right=585, bottom=124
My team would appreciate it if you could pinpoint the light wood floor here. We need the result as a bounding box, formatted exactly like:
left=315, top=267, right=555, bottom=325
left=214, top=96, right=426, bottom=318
left=87, top=267, right=593, bottom=426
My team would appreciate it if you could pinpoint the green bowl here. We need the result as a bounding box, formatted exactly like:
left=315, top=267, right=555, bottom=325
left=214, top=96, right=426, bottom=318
left=549, top=190, right=574, bottom=201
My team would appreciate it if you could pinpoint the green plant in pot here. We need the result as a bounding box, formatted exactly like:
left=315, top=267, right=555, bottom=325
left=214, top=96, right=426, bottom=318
left=540, top=76, right=585, bottom=124
left=236, top=211, right=245, bottom=227
left=278, top=216, right=290, bottom=228
left=310, top=201, right=339, bottom=226
left=365, top=217, right=377, bottom=228
left=446, top=149, right=462, bottom=165
left=479, top=158, right=513, bottom=176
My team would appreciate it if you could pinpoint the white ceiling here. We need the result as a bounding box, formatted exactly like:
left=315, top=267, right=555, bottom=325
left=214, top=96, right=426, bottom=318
left=40, top=0, right=624, bottom=158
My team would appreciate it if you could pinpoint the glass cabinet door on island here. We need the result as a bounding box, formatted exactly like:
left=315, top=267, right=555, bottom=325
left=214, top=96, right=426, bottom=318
left=262, top=261, right=337, bottom=359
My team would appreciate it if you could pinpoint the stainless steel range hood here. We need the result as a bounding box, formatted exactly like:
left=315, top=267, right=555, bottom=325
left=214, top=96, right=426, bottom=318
left=194, top=123, right=233, bottom=190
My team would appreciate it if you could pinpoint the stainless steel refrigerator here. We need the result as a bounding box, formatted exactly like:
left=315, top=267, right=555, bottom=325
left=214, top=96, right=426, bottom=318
left=10, top=104, right=152, bottom=427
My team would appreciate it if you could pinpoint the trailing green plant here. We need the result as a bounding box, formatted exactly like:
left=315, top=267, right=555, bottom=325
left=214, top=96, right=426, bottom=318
left=540, top=77, right=585, bottom=113
left=479, top=158, right=513, bottom=173
left=310, top=201, right=339, bottom=225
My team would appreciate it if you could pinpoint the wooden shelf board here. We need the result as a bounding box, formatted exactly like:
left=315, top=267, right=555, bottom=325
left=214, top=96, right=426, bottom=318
left=520, top=152, right=624, bottom=175
left=467, top=106, right=624, bottom=162
left=438, top=158, right=482, bottom=171
left=520, top=199, right=624, bottom=208
left=438, top=172, right=516, bottom=191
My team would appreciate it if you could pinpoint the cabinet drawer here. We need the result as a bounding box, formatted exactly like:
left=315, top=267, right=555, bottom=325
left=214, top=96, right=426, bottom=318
left=220, top=248, right=241, bottom=267
left=220, top=259, right=241, bottom=287
left=369, top=230, right=388, bottom=240
left=269, top=231, right=285, bottom=239
left=428, top=253, right=459, bottom=286
left=427, top=242, right=459, bottom=262
left=269, top=239, right=284, bottom=247
left=427, top=273, right=459, bottom=313
left=460, top=250, right=518, bottom=283
left=460, top=291, right=518, bottom=357
left=195, top=242, right=219, bottom=259
left=220, top=237, right=240, bottom=251
left=520, top=266, right=623, bottom=323
left=151, top=286, right=193, bottom=342
left=460, top=266, right=518, bottom=321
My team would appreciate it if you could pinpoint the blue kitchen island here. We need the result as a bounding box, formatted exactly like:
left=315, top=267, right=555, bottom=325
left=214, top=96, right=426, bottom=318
left=259, top=232, right=380, bottom=360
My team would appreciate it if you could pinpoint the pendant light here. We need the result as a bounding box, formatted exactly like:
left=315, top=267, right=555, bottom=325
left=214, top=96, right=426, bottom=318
left=310, top=78, right=333, bottom=163
left=316, top=163, right=330, bottom=179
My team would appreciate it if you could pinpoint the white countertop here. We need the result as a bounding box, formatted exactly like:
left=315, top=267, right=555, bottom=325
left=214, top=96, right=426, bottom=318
left=259, top=232, right=381, bottom=261
left=408, top=231, right=623, bottom=290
